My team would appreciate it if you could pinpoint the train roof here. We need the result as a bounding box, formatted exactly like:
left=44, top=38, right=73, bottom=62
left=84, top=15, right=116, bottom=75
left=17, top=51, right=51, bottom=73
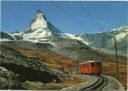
left=79, top=60, right=101, bottom=64
left=79, top=61, right=88, bottom=65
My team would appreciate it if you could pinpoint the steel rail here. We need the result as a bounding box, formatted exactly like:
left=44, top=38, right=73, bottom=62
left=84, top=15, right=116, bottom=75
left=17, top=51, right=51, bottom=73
left=81, top=75, right=108, bottom=91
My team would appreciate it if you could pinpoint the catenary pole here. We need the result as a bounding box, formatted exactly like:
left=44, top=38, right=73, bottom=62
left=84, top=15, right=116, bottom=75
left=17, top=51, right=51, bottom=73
left=114, top=37, right=119, bottom=80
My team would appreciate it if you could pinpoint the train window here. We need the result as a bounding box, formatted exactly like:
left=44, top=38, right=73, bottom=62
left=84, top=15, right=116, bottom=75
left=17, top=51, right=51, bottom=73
left=90, top=62, right=95, bottom=66
left=84, top=64, right=88, bottom=66
left=96, top=62, right=101, bottom=66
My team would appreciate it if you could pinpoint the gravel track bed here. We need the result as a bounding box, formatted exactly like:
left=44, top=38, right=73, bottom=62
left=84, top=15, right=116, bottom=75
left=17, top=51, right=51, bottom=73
left=60, top=74, right=125, bottom=91
left=61, top=74, right=99, bottom=91
left=101, top=75, right=125, bottom=91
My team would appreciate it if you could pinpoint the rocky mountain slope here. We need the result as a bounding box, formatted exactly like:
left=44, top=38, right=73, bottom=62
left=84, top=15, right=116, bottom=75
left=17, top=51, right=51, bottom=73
left=0, top=45, right=62, bottom=89
left=0, top=31, right=15, bottom=41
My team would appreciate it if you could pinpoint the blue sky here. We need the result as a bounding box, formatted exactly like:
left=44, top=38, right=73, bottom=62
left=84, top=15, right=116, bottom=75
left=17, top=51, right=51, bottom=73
left=1, top=1, right=128, bottom=34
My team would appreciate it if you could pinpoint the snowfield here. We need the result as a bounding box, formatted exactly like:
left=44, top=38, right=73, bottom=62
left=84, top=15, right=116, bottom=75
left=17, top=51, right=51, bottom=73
left=0, top=38, right=11, bottom=42
left=64, top=33, right=90, bottom=45
left=30, top=10, right=48, bottom=30
left=115, top=32, right=127, bottom=41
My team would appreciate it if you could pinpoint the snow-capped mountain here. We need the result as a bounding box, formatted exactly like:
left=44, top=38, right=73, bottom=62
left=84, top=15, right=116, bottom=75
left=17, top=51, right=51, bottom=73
left=23, top=10, right=53, bottom=41
left=64, top=33, right=90, bottom=45
left=8, top=10, right=66, bottom=43
left=77, top=25, right=128, bottom=56
left=1, top=10, right=88, bottom=45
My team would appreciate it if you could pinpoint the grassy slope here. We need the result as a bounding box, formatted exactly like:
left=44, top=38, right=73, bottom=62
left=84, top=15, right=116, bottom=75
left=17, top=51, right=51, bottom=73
left=16, top=49, right=86, bottom=89
left=101, top=53, right=127, bottom=89
left=16, top=49, right=78, bottom=72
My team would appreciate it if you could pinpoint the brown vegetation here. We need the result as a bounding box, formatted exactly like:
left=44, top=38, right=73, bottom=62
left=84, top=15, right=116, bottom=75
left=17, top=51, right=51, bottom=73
left=102, top=60, right=127, bottom=89
left=97, top=50, right=127, bottom=89
left=16, top=49, right=78, bottom=73
left=16, top=49, right=84, bottom=89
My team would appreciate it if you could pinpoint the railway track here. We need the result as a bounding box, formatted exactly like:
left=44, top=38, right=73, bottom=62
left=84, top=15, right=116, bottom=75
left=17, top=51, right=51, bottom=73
left=81, top=75, right=108, bottom=91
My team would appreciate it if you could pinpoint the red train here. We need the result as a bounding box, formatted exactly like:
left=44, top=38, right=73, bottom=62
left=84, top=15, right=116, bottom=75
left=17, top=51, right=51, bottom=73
left=79, top=60, right=102, bottom=74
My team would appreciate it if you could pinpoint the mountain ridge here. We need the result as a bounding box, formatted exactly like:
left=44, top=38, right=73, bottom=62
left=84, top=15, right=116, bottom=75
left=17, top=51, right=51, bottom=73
left=77, top=25, right=128, bottom=56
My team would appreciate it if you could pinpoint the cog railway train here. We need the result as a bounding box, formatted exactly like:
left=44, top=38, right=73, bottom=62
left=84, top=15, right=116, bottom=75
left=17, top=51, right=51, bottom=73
left=79, top=60, right=102, bottom=74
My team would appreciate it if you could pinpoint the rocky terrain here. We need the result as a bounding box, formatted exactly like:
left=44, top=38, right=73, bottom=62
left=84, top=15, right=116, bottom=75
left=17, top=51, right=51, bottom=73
left=0, top=45, right=63, bottom=89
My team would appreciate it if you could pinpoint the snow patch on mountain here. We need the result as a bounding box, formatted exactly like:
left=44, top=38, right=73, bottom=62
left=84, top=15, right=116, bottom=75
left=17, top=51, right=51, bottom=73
left=10, top=32, right=24, bottom=36
left=113, top=25, right=128, bottom=41
left=115, top=32, right=128, bottom=41
left=23, top=29, right=52, bottom=40
left=0, top=38, right=11, bottom=42
left=64, top=33, right=90, bottom=45
left=9, top=32, right=24, bottom=40
left=111, top=25, right=128, bottom=32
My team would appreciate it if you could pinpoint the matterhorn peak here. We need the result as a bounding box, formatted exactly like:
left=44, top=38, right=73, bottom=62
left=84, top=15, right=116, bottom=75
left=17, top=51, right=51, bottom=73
left=10, top=10, right=64, bottom=43
left=35, top=10, right=46, bottom=20
left=30, top=10, right=48, bottom=31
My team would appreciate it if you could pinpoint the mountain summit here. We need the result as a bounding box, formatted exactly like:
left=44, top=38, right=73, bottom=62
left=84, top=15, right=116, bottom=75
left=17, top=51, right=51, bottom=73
left=30, top=10, right=48, bottom=31
left=9, top=10, right=65, bottom=42
left=23, top=10, right=53, bottom=41
left=1, top=10, right=88, bottom=44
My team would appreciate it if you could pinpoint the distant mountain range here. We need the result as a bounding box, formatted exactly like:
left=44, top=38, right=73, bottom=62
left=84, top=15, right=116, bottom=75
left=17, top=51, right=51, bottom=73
left=0, top=10, right=127, bottom=60
left=77, top=25, right=128, bottom=56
